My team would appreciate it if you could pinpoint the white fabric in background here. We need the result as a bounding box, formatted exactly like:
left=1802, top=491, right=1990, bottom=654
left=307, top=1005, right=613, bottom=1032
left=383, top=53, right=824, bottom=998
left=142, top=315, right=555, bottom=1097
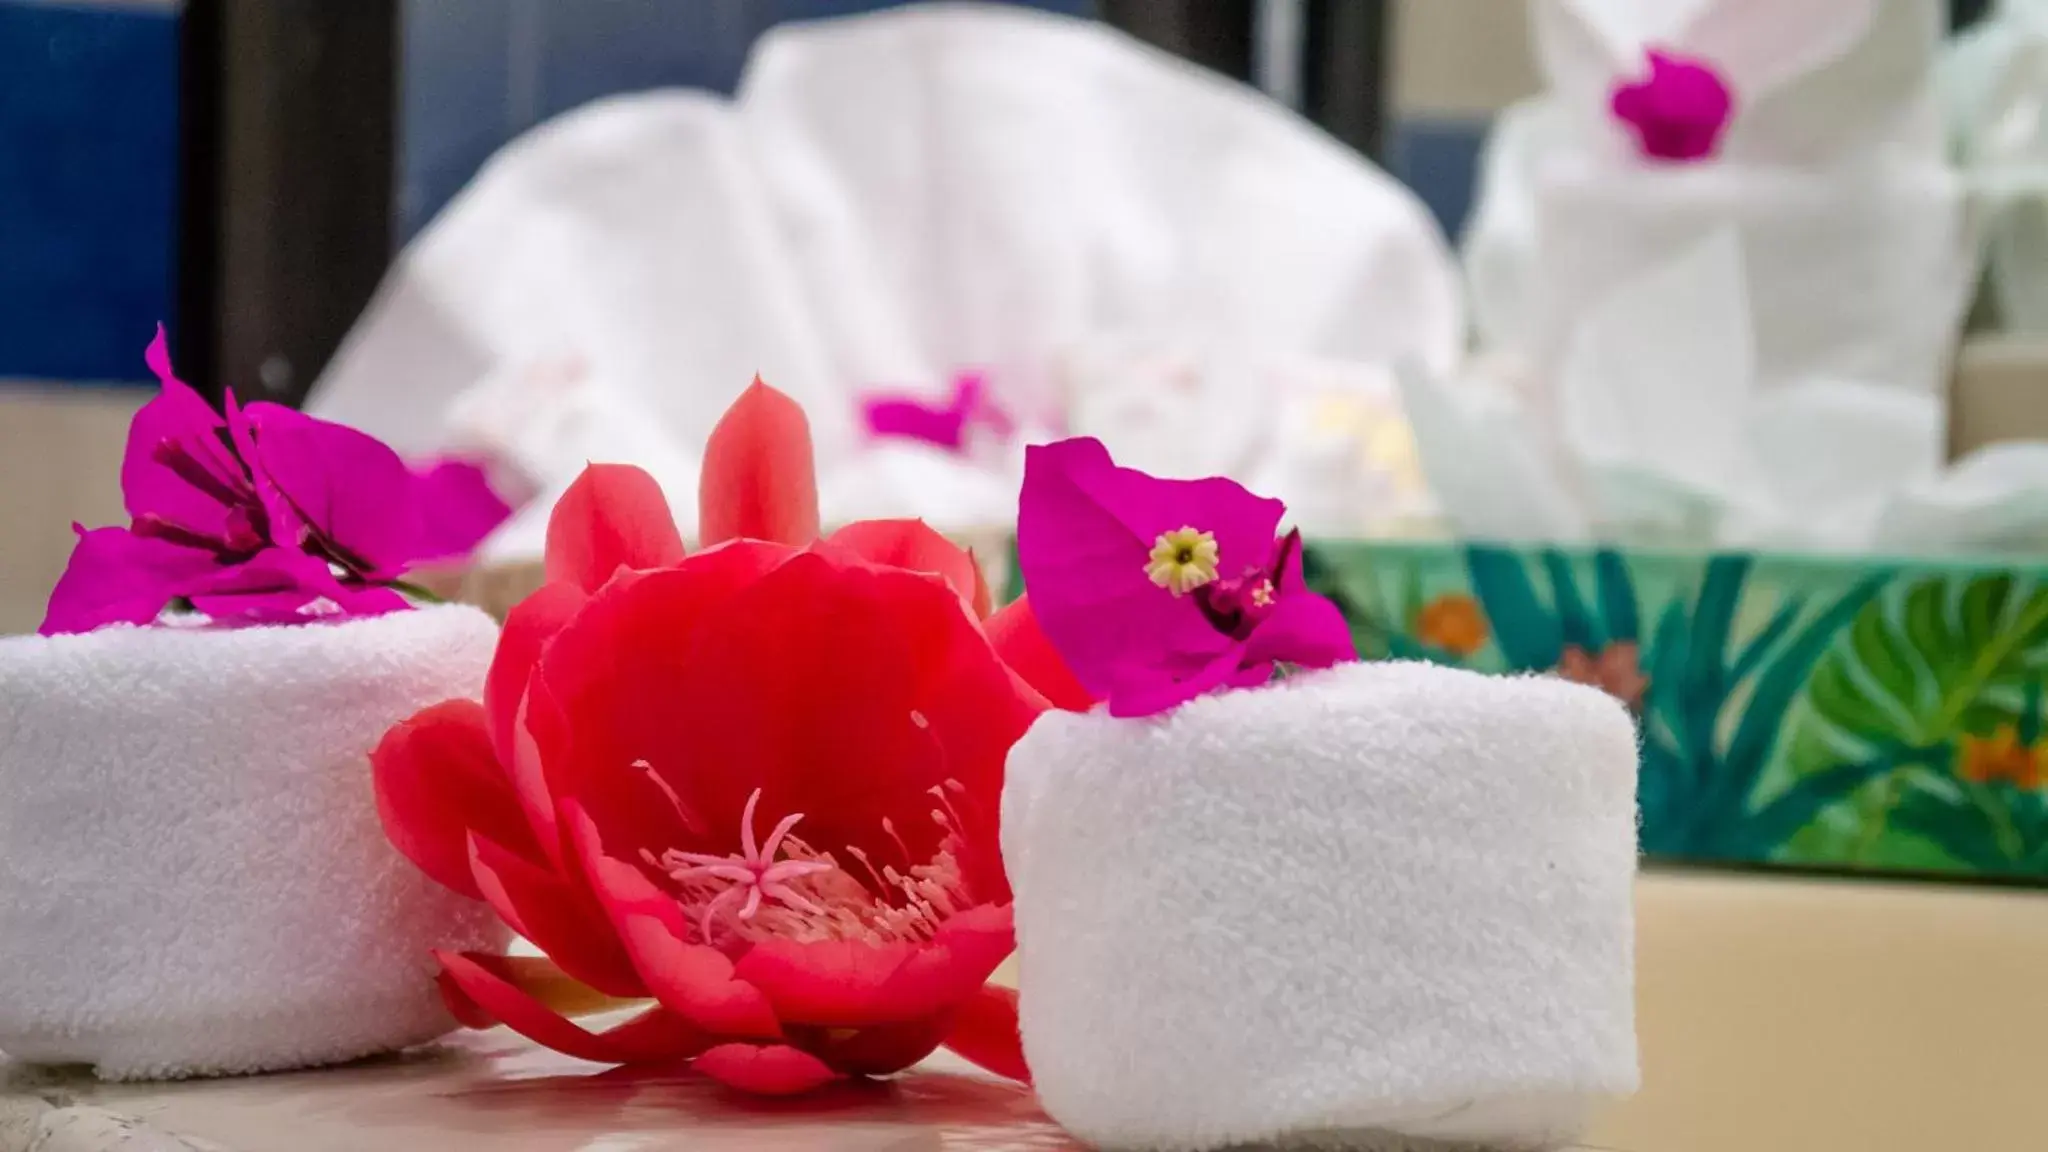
left=1945, top=0, right=2048, bottom=333
left=1414, top=220, right=1965, bottom=550
left=308, top=3, right=1460, bottom=543
left=1434, top=0, right=1984, bottom=552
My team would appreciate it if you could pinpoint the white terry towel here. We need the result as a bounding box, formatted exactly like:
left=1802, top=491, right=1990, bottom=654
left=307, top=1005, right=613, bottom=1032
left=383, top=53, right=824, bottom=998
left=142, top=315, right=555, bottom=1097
left=310, top=3, right=1460, bottom=543
left=0, top=606, right=509, bottom=1079
left=1002, top=661, right=1640, bottom=1151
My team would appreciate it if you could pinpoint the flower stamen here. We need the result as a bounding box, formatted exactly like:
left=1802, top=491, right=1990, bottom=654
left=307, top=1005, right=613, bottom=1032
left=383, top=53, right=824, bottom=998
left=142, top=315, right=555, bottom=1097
left=1146, top=527, right=1220, bottom=596
left=661, top=788, right=833, bottom=943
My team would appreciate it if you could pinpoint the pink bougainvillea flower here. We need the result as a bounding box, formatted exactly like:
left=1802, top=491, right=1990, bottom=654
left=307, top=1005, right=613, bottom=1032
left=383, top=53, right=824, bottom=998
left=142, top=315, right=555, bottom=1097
left=373, top=379, right=1041, bottom=1095
left=410, top=458, right=515, bottom=563
left=1015, top=436, right=1354, bottom=718
left=859, top=371, right=1014, bottom=454
left=40, top=327, right=497, bottom=635
left=117, top=330, right=299, bottom=569
left=1610, top=48, right=1734, bottom=162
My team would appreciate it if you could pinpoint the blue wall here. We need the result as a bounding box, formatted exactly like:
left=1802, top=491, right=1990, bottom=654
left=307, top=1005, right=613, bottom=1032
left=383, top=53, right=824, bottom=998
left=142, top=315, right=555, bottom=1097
left=0, top=1, right=178, bottom=384
left=400, top=0, right=1488, bottom=243
left=1390, top=118, right=1489, bottom=246
left=401, top=0, right=1095, bottom=238
left=1, top=0, right=1489, bottom=384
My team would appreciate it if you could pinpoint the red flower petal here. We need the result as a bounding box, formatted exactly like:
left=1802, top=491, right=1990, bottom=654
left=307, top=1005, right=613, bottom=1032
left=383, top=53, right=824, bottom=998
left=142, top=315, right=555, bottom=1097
left=616, top=911, right=787, bottom=1040
left=435, top=951, right=709, bottom=1065
left=797, top=1014, right=955, bottom=1077
left=484, top=580, right=588, bottom=766
left=942, top=984, right=1029, bottom=1083
left=731, top=937, right=918, bottom=1028
left=466, top=832, right=645, bottom=999
left=544, top=463, right=687, bottom=593
left=867, top=902, right=1016, bottom=1018
left=698, top=378, right=820, bottom=548
left=536, top=541, right=796, bottom=827
left=438, top=955, right=634, bottom=1023
left=612, top=554, right=1038, bottom=885
left=436, top=966, right=497, bottom=1030
left=561, top=798, right=784, bottom=1040
left=824, top=519, right=991, bottom=618
left=510, top=677, right=573, bottom=871
left=984, top=595, right=1096, bottom=713
left=692, top=1043, right=839, bottom=1096
left=372, top=700, right=539, bottom=901
left=732, top=904, right=1013, bottom=1028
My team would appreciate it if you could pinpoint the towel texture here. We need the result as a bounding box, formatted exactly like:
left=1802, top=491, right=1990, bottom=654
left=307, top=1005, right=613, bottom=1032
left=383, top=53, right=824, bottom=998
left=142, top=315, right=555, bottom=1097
left=1002, top=661, right=1640, bottom=1150
left=0, top=607, right=508, bottom=1079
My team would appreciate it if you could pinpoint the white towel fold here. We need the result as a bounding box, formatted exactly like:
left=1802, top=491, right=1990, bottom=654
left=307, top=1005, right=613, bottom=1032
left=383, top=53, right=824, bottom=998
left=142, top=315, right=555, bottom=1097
left=0, top=607, right=508, bottom=1079
left=1002, top=661, right=1640, bottom=1151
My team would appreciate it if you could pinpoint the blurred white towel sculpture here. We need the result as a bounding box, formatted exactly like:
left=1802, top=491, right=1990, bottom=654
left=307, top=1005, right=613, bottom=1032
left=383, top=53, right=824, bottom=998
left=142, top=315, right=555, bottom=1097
left=1947, top=0, right=2048, bottom=333
left=1423, top=0, right=1997, bottom=552
left=308, top=4, right=1460, bottom=556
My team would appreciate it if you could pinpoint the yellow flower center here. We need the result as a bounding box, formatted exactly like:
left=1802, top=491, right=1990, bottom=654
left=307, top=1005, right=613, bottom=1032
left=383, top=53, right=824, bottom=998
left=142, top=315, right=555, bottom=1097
left=1146, top=527, right=1220, bottom=596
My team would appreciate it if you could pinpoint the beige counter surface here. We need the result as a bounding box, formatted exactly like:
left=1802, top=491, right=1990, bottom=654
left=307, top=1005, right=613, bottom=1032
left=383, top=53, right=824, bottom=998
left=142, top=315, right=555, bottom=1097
left=5, top=869, right=2047, bottom=1151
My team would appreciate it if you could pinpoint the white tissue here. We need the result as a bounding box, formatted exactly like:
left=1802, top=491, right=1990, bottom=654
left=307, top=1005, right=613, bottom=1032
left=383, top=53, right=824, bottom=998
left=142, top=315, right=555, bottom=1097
left=1439, top=0, right=1983, bottom=553
left=309, top=3, right=1459, bottom=546
left=445, top=356, right=703, bottom=562
left=1468, top=0, right=1952, bottom=354
left=1874, top=442, right=2048, bottom=554
left=1523, top=0, right=1932, bottom=163
left=313, top=91, right=840, bottom=465
left=0, top=607, right=508, bottom=1079
left=1003, top=661, right=1640, bottom=1150
left=1414, top=221, right=1965, bottom=550
left=1946, top=0, right=2048, bottom=332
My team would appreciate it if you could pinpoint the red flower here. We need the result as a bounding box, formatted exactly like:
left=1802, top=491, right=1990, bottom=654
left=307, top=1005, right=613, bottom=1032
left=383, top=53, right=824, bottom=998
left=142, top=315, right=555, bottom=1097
left=374, top=381, right=1038, bottom=1094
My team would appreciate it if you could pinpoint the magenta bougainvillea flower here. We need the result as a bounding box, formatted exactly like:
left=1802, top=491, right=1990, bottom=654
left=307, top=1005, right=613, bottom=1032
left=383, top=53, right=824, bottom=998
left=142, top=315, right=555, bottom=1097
left=1015, top=436, right=1354, bottom=718
left=1610, top=49, right=1734, bottom=162
left=40, top=328, right=507, bottom=635
left=859, top=372, right=1014, bottom=453
left=411, top=459, right=516, bottom=564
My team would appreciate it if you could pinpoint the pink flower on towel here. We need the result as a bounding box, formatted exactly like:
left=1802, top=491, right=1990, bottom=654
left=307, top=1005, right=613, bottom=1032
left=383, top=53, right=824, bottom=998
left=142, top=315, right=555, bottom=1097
left=411, top=458, right=515, bottom=563
left=859, top=371, right=1014, bottom=453
left=40, top=327, right=511, bottom=634
left=1014, top=436, right=1355, bottom=718
left=1610, top=49, right=1734, bottom=162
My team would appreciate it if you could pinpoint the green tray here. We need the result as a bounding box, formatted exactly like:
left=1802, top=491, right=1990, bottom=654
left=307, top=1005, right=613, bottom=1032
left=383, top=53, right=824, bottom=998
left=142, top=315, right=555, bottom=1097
left=1297, top=540, right=2048, bottom=881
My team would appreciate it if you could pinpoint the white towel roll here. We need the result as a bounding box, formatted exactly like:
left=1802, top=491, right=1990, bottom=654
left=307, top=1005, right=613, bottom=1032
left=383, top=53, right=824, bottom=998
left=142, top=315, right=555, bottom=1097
left=0, top=606, right=509, bottom=1079
left=1002, top=661, right=1640, bottom=1150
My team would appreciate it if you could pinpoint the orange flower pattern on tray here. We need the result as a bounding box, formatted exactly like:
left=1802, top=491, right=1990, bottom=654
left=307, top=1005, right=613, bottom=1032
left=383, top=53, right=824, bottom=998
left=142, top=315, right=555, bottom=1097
left=1555, top=642, right=1648, bottom=712
left=1413, top=593, right=1489, bottom=657
left=1957, top=726, right=2048, bottom=790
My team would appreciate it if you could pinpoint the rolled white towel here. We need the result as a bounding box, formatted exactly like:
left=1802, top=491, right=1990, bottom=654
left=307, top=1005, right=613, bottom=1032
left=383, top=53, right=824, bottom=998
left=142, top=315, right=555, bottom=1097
left=1002, top=660, right=1640, bottom=1150
left=0, top=606, right=509, bottom=1079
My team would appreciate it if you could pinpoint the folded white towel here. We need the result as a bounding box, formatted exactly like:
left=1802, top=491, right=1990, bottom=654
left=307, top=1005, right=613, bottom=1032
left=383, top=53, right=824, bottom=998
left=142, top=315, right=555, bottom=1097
left=1002, top=661, right=1640, bottom=1150
left=312, top=4, right=1460, bottom=544
left=0, top=606, right=508, bottom=1079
